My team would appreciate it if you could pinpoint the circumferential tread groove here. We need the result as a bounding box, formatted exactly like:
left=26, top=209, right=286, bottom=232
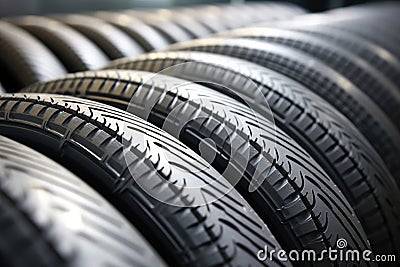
left=24, top=70, right=373, bottom=267
left=0, top=93, right=287, bottom=267
left=104, top=51, right=400, bottom=261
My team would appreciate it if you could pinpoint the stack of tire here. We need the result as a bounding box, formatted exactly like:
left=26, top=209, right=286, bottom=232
left=0, top=1, right=399, bottom=267
left=0, top=2, right=305, bottom=92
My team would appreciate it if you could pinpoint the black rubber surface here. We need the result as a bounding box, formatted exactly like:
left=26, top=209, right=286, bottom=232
left=92, top=12, right=170, bottom=51
left=0, top=135, right=166, bottom=267
left=0, top=21, right=67, bottom=92
left=221, top=27, right=400, bottom=130
left=25, top=70, right=373, bottom=267
left=54, top=15, right=145, bottom=59
left=0, top=93, right=288, bottom=267
left=9, top=16, right=109, bottom=72
left=106, top=51, right=400, bottom=259
left=169, top=38, right=400, bottom=182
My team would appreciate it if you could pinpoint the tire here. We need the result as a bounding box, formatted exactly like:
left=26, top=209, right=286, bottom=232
left=274, top=24, right=400, bottom=90
left=54, top=15, right=145, bottom=59
left=25, top=70, right=373, bottom=266
left=105, top=51, right=400, bottom=259
left=221, top=27, right=400, bottom=130
left=125, top=11, right=192, bottom=43
left=92, top=11, right=170, bottom=51
left=0, top=21, right=67, bottom=92
left=0, top=135, right=165, bottom=267
left=0, top=93, right=288, bottom=267
left=8, top=16, right=109, bottom=72
left=168, top=38, right=400, bottom=182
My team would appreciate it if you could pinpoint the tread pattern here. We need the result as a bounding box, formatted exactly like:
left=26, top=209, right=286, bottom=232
left=0, top=135, right=165, bottom=267
left=168, top=38, right=400, bottom=181
left=25, top=70, right=373, bottom=266
left=0, top=93, right=287, bottom=267
left=9, top=16, right=109, bottom=72
left=223, top=27, right=400, bottom=129
left=55, top=15, right=145, bottom=59
left=105, top=51, right=400, bottom=258
left=0, top=21, right=67, bottom=92
left=92, top=12, right=170, bottom=51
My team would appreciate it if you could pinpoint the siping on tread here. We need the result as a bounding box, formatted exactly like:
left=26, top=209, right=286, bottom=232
left=25, top=70, right=373, bottom=266
left=8, top=16, right=109, bottom=72
left=0, top=93, right=287, bottom=267
left=0, top=135, right=166, bottom=267
left=54, top=15, right=146, bottom=59
left=105, top=51, right=400, bottom=259
left=0, top=21, right=67, bottom=92
left=168, top=37, right=400, bottom=182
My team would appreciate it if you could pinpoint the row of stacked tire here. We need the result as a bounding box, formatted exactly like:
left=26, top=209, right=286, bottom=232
left=0, top=1, right=399, bottom=267
left=0, top=2, right=305, bottom=92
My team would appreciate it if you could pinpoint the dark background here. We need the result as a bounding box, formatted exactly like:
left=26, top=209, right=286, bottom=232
left=0, top=0, right=395, bottom=17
